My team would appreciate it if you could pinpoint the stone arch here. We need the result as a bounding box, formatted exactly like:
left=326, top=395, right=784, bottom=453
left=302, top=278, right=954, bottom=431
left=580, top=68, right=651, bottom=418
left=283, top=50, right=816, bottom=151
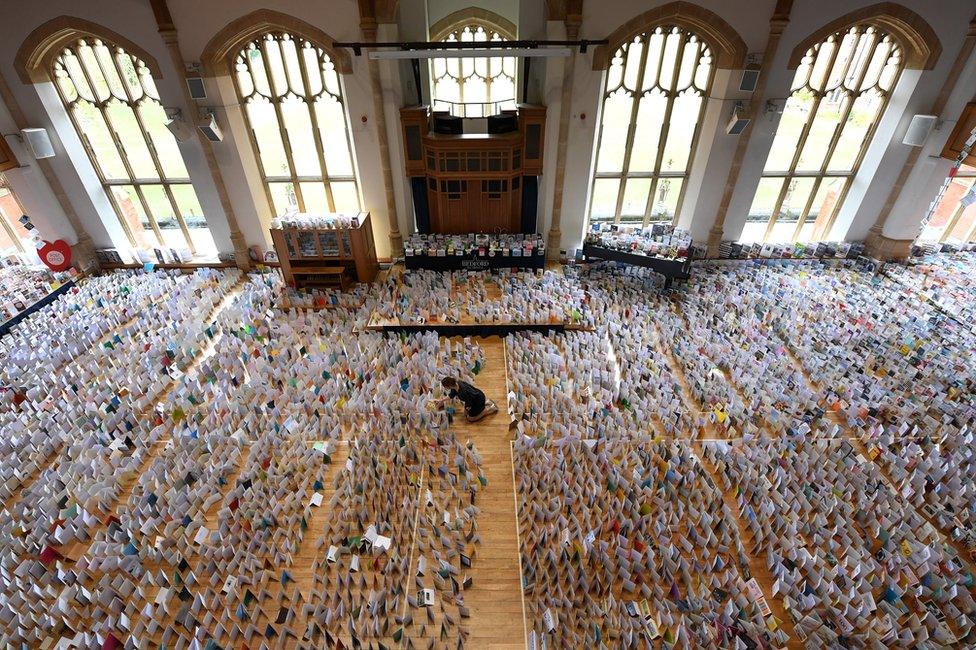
left=788, top=3, right=940, bottom=70
left=593, top=2, right=747, bottom=70
left=16, top=16, right=164, bottom=84
left=429, top=7, right=518, bottom=41
left=200, top=9, right=352, bottom=76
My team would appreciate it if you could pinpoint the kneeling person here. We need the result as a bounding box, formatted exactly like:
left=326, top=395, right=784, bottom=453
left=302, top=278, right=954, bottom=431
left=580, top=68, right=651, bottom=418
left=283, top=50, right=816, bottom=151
left=441, top=376, right=498, bottom=422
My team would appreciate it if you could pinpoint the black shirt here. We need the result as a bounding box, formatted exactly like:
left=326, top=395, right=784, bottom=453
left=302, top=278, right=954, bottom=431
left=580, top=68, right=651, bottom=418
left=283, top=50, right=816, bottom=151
left=449, top=380, right=486, bottom=414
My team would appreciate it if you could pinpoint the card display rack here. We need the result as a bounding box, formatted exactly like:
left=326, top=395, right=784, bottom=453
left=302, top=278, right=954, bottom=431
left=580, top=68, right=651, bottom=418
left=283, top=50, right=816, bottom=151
left=270, top=212, right=379, bottom=289
left=581, top=243, right=692, bottom=288
left=0, top=279, right=77, bottom=337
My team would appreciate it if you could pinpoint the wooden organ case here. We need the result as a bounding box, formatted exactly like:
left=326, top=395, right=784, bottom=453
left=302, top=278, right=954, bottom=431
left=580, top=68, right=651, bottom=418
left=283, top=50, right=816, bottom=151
left=400, top=104, right=545, bottom=234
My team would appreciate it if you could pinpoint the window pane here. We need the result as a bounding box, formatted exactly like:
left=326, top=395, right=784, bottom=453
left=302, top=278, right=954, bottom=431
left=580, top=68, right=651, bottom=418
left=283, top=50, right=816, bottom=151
left=170, top=184, right=215, bottom=255
left=330, top=182, right=360, bottom=212
left=247, top=101, right=290, bottom=177
left=287, top=47, right=315, bottom=98
left=115, top=51, right=146, bottom=102
left=78, top=42, right=111, bottom=103
left=93, top=42, right=127, bottom=101
left=919, top=177, right=976, bottom=242
left=796, top=98, right=843, bottom=172
left=492, top=73, right=515, bottom=105
left=139, top=103, right=189, bottom=179
left=660, top=92, right=701, bottom=173
left=596, top=91, right=632, bottom=173
left=73, top=103, right=127, bottom=180
left=827, top=90, right=884, bottom=172
left=590, top=178, right=620, bottom=221
left=0, top=180, right=33, bottom=253
left=796, top=221, right=817, bottom=243
left=619, top=179, right=650, bottom=219
left=804, top=177, right=845, bottom=241
left=745, top=177, right=785, bottom=237
left=300, top=182, right=329, bottom=214
left=947, top=201, right=976, bottom=241
left=777, top=178, right=816, bottom=226
left=629, top=92, right=666, bottom=173
left=104, top=103, right=157, bottom=180
left=269, top=182, right=299, bottom=215
left=739, top=222, right=767, bottom=243
left=263, top=36, right=288, bottom=97
left=61, top=50, right=95, bottom=102
left=141, top=185, right=184, bottom=249
left=316, top=99, right=353, bottom=177
left=282, top=98, right=320, bottom=176
left=767, top=220, right=797, bottom=243
left=649, top=178, right=682, bottom=222
left=110, top=185, right=159, bottom=248
left=765, top=92, right=813, bottom=173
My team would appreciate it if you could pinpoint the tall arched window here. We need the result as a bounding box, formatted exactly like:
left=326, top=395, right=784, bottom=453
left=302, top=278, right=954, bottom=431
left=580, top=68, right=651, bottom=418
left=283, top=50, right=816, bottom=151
left=430, top=22, right=517, bottom=118
left=742, top=25, right=903, bottom=243
left=588, top=26, right=713, bottom=225
left=231, top=31, right=360, bottom=217
left=51, top=37, right=216, bottom=255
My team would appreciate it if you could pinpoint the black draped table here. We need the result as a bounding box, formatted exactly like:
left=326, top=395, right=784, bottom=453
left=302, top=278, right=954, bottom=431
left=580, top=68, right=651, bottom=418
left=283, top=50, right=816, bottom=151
left=404, top=251, right=546, bottom=271
left=0, top=279, right=77, bottom=338
left=581, top=244, right=691, bottom=288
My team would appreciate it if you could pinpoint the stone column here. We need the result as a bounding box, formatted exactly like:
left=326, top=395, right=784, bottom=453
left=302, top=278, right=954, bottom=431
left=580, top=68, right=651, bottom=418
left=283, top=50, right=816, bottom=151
left=361, top=16, right=404, bottom=258
left=0, top=67, right=98, bottom=271
left=865, top=17, right=976, bottom=261
left=705, top=1, right=792, bottom=257
left=546, top=17, right=580, bottom=261
left=151, top=0, right=251, bottom=270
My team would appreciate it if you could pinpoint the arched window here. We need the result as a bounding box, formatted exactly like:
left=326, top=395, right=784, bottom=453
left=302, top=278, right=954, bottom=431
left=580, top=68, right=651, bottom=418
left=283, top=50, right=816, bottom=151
left=918, top=165, right=976, bottom=243
left=231, top=31, right=360, bottom=216
left=588, top=26, right=713, bottom=225
left=742, top=25, right=903, bottom=243
left=51, top=37, right=216, bottom=255
left=430, top=22, right=517, bottom=118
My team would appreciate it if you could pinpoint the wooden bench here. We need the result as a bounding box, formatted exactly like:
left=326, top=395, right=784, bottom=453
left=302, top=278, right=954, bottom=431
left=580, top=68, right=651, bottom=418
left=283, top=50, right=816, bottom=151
left=292, top=266, right=351, bottom=290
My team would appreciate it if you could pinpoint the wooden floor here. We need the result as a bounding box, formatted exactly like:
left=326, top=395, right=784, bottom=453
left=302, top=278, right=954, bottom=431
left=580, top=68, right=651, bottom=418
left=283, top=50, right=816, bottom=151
left=447, top=335, right=527, bottom=649
left=11, top=270, right=969, bottom=647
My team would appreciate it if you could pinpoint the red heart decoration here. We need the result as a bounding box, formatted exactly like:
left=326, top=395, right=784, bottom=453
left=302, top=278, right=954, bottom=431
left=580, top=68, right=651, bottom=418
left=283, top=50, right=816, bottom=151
left=38, top=239, right=72, bottom=271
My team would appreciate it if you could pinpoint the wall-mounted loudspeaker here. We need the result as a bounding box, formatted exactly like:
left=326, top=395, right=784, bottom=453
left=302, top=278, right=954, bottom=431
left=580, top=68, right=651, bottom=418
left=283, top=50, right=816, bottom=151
left=186, top=75, right=207, bottom=100
left=20, top=128, right=55, bottom=159
left=726, top=104, right=750, bottom=135
left=739, top=69, right=760, bottom=92
left=902, top=114, right=937, bottom=147
left=740, top=53, right=762, bottom=93
left=164, top=109, right=194, bottom=143
left=197, top=113, right=223, bottom=142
